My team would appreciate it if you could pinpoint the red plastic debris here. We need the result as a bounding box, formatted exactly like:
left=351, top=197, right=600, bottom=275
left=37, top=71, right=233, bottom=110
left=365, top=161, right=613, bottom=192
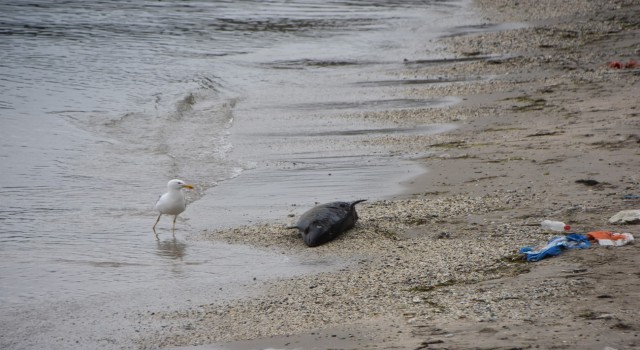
left=607, top=59, right=639, bottom=69
left=625, top=59, right=639, bottom=69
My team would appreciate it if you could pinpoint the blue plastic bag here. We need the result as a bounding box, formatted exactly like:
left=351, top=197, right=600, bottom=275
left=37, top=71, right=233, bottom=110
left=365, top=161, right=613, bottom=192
left=520, top=234, right=590, bottom=262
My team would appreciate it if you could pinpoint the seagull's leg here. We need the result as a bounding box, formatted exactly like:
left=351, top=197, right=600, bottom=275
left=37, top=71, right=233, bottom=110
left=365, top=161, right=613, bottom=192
left=172, top=215, right=178, bottom=231
left=153, top=214, right=162, bottom=232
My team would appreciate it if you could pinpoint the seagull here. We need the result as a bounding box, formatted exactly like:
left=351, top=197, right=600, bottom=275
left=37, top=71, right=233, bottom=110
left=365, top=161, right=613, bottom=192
left=153, top=179, right=194, bottom=232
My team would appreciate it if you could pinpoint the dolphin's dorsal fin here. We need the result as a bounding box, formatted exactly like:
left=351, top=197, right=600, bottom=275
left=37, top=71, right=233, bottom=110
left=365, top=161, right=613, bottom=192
left=350, top=199, right=367, bottom=209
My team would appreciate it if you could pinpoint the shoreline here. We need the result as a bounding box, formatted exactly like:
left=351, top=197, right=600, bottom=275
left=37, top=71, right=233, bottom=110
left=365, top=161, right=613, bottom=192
left=135, top=0, right=640, bottom=349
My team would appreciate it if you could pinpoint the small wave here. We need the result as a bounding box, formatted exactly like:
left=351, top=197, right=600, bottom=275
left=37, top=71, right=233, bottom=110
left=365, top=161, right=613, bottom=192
left=353, top=77, right=477, bottom=87
left=264, top=58, right=372, bottom=69
left=215, top=16, right=378, bottom=34
left=173, top=93, right=197, bottom=121
left=55, top=258, right=148, bottom=268
left=0, top=100, right=12, bottom=109
left=290, top=97, right=453, bottom=112
left=402, top=56, right=498, bottom=66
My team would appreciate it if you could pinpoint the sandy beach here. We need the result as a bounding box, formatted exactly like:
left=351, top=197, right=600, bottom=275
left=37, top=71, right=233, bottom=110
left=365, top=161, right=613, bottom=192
left=134, top=0, right=640, bottom=349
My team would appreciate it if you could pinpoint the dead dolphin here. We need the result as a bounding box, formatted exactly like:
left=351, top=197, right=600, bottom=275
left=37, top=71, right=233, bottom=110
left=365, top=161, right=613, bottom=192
left=288, top=200, right=366, bottom=247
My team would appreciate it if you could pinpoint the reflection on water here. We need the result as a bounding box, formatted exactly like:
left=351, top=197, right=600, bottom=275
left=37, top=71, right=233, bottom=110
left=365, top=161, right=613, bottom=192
left=156, top=236, right=187, bottom=260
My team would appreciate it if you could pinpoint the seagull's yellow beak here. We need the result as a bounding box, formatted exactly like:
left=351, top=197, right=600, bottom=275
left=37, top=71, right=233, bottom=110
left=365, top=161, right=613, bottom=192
left=182, top=184, right=194, bottom=189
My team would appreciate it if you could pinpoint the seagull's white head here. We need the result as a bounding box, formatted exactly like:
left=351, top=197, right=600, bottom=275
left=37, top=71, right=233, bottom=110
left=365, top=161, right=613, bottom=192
left=167, top=179, right=194, bottom=191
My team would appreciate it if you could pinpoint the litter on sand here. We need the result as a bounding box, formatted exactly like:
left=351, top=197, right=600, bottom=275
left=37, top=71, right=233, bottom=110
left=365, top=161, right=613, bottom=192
left=519, top=231, right=635, bottom=262
left=586, top=231, right=635, bottom=246
left=607, top=59, right=639, bottom=69
left=519, top=234, right=591, bottom=262
left=608, top=209, right=640, bottom=224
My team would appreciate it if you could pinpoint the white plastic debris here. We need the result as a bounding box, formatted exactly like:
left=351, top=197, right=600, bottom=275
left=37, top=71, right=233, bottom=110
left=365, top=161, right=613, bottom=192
left=608, top=209, right=640, bottom=224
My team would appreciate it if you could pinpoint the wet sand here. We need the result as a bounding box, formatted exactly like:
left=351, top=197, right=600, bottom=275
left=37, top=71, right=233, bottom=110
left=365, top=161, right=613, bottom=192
left=134, top=0, right=640, bottom=349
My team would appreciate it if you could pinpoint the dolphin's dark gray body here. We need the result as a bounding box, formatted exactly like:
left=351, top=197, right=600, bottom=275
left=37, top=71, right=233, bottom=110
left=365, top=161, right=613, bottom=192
left=288, top=200, right=366, bottom=247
